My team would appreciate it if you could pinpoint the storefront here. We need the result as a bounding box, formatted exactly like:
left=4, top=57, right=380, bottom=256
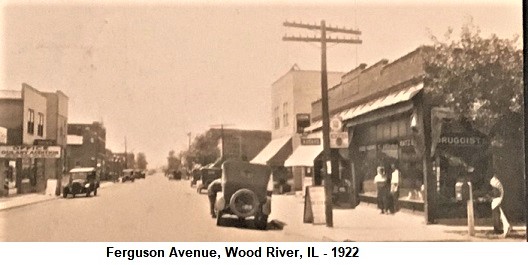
left=251, top=135, right=293, bottom=194
left=0, top=145, right=61, bottom=195
left=343, top=85, right=492, bottom=220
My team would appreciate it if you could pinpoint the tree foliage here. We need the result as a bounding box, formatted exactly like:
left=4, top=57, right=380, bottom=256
left=167, top=150, right=180, bottom=172
left=136, top=152, right=148, bottom=170
left=182, top=130, right=220, bottom=168
left=424, top=21, right=523, bottom=137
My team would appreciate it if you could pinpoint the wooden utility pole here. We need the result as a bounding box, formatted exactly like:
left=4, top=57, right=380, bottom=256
left=283, top=20, right=361, bottom=227
left=210, top=124, right=235, bottom=158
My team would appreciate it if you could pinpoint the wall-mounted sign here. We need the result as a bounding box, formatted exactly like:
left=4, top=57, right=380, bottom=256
left=330, top=131, right=349, bottom=148
left=330, top=117, right=343, bottom=132
left=34, top=139, right=57, bottom=146
left=438, top=135, right=485, bottom=146
left=301, top=138, right=321, bottom=146
left=0, top=145, right=61, bottom=159
left=296, top=113, right=311, bottom=133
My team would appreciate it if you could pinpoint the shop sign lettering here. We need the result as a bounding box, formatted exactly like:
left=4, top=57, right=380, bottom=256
left=438, top=136, right=484, bottom=146
left=0, top=145, right=61, bottom=158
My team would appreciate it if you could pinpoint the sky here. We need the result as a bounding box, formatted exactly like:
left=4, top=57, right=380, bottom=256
left=0, top=0, right=523, bottom=168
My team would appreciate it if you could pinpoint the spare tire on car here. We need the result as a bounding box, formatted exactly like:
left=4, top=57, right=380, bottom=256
left=229, top=188, right=259, bottom=218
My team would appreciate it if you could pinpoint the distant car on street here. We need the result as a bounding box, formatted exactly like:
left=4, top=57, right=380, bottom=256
left=122, top=169, right=135, bottom=182
left=62, top=167, right=99, bottom=198
left=214, top=160, right=272, bottom=230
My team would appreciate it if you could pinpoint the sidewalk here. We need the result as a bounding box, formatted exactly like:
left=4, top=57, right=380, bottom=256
left=0, top=181, right=114, bottom=212
left=271, top=193, right=526, bottom=242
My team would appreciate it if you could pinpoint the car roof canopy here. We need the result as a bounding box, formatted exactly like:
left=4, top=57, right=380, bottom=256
left=69, top=167, right=96, bottom=173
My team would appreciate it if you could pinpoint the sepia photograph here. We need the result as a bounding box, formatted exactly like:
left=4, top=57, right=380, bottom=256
left=0, top=0, right=525, bottom=243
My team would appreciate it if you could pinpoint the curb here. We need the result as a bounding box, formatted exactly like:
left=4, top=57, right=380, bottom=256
left=0, top=181, right=115, bottom=212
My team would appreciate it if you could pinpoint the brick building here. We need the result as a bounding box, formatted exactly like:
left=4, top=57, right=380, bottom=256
left=66, top=122, right=106, bottom=173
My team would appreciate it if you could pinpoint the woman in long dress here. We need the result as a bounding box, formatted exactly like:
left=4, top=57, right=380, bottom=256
left=374, top=166, right=389, bottom=214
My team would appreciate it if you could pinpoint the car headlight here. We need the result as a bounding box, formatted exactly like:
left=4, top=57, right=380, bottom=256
left=84, top=183, right=90, bottom=188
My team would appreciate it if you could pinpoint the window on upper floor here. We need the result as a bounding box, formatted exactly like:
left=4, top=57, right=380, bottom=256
left=273, top=106, right=280, bottom=130
left=27, top=109, right=35, bottom=134
left=283, top=102, right=289, bottom=127
left=37, top=112, right=44, bottom=136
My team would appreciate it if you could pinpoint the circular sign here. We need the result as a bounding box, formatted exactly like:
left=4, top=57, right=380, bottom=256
left=330, top=117, right=343, bottom=132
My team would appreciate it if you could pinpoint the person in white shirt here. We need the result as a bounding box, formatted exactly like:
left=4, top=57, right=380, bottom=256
left=389, top=163, right=401, bottom=213
left=374, top=166, right=389, bottom=214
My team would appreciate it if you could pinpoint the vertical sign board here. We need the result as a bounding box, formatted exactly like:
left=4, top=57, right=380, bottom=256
left=303, top=186, right=326, bottom=225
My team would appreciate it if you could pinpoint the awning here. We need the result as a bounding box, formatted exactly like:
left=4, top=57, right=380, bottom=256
left=250, top=135, right=292, bottom=166
left=284, top=145, right=322, bottom=167
left=305, top=82, right=423, bottom=132
left=284, top=132, right=322, bottom=167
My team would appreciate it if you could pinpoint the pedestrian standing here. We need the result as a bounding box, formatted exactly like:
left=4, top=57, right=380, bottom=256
left=207, top=178, right=223, bottom=218
left=389, top=163, right=401, bottom=214
left=374, top=166, right=389, bottom=214
left=489, top=175, right=511, bottom=238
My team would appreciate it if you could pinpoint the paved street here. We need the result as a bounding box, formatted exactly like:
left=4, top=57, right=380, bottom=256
left=0, top=173, right=310, bottom=242
left=1, top=173, right=525, bottom=242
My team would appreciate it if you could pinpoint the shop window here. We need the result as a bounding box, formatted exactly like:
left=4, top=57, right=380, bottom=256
left=376, top=124, right=383, bottom=141
left=37, top=112, right=44, bottom=136
left=390, top=120, right=399, bottom=139
left=398, top=119, right=408, bottom=137
left=383, top=122, right=391, bottom=140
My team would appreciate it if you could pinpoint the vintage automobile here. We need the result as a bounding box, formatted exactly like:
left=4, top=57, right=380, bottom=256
left=122, top=169, right=136, bottom=182
left=197, top=164, right=222, bottom=193
left=214, top=160, right=272, bottom=230
left=62, top=167, right=100, bottom=198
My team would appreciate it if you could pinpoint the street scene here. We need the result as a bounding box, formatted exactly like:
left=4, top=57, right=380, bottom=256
left=0, top=1, right=526, bottom=242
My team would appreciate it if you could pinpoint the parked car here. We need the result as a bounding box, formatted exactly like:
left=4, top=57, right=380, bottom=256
left=62, top=167, right=99, bottom=198
left=214, top=160, right=272, bottom=230
left=122, top=169, right=135, bottom=182
left=197, top=165, right=222, bottom=193
left=190, top=168, right=201, bottom=187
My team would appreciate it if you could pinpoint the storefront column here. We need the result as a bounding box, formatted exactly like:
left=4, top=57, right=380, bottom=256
left=415, top=93, right=436, bottom=224
left=348, top=126, right=358, bottom=208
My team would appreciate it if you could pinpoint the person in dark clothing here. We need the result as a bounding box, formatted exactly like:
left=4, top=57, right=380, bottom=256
left=208, top=178, right=223, bottom=218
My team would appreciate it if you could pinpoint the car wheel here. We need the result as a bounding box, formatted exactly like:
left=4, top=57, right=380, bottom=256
left=72, top=192, right=76, bottom=198
left=216, top=211, right=224, bottom=226
left=62, top=188, right=68, bottom=198
left=131, top=178, right=135, bottom=182
left=229, top=189, right=259, bottom=218
left=255, top=213, right=268, bottom=230
left=94, top=188, right=98, bottom=196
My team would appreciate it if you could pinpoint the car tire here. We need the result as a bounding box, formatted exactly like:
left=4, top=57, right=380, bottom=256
left=72, top=192, right=76, bottom=198
left=255, top=213, right=268, bottom=230
left=62, top=188, right=68, bottom=198
left=229, top=189, right=259, bottom=218
left=216, top=211, right=224, bottom=227
left=94, top=188, right=98, bottom=196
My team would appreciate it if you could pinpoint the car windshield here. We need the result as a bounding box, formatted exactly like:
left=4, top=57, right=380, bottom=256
left=71, top=172, right=88, bottom=180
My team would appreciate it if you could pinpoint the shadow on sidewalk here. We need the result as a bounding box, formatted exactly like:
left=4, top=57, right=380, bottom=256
left=215, top=216, right=286, bottom=231
left=444, top=228, right=526, bottom=240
